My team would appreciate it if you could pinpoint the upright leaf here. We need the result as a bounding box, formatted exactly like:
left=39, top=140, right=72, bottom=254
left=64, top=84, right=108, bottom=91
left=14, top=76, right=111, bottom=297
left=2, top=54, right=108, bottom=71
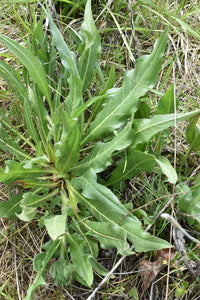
left=0, top=34, right=51, bottom=108
left=55, top=113, right=81, bottom=173
left=0, top=61, right=27, bottom=103
left=78, top=0, right=101, bottom=92
left=155, top=156, right=177, bottom=184
left=82, top=29, right=168, bottom=144
left=153, top=84, right=178, bottom=115
left=46, top=10, right=78, bottom=78
left=68, top=233, right=93, bottom=286
left=45, top=9, right=83, bottom=116
left=24, top=240, right=61, bottom=300
left=24, top=95, right=40, bottom=144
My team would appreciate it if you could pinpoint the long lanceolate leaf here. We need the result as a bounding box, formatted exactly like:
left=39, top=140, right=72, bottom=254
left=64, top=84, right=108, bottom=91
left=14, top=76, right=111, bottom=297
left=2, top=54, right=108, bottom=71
left=132, top=110, right=200, bottom=146
left=46, top=9, right=83, bottom=116
left=0, top=160, right=47, bottom=184
left=78, top=0, right=101, bottom=92
left=70, top=170, right=171, bottom=252
left=46, top=10, right=78, bottom=78
left=81, top=29, right=168, bottom=145
left=0, top=34, right=52, bottom=110
left=70, top=119, right=134, bottom=176
left=68, top=233, right=93, bottom=287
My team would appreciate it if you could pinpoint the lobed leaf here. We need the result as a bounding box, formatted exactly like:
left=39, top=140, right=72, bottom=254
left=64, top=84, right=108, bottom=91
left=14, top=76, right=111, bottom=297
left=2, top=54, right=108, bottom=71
left=71, top=170, right=171, bottom=252
left=82, top=220, right=133, bottom=255
left=25, top=240, right=60, bottom=300
left=68, top=233, right=93, bottom=286
left=82, top=29, right=168, bottom=145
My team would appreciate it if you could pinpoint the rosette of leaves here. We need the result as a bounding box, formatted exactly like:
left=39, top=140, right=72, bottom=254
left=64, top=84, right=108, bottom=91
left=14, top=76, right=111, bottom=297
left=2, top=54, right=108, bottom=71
left=0, top=1, right=199, bottom=299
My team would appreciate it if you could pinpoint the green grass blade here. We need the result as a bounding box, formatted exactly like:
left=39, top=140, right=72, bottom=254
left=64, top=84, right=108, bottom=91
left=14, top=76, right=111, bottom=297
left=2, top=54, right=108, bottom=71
left=0, top=61, right=27, bottom=103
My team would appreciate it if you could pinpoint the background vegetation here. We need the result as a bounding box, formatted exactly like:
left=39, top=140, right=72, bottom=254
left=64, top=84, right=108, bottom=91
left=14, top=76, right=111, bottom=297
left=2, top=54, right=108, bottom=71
left=0, top=0, right=200, bottom=299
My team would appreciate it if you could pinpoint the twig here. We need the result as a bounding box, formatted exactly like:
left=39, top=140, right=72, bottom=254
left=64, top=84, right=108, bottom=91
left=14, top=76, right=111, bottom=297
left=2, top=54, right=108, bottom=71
left=161, top=213, right=200, bottom=246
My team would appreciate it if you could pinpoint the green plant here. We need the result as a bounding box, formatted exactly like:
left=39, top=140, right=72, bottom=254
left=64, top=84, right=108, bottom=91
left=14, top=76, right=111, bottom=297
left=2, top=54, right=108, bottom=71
left=0, top=1, right=199, bottom=299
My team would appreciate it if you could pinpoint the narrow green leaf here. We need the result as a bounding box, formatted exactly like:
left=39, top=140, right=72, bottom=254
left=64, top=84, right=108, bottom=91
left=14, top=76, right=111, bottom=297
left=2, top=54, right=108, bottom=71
left=24, top=95, right=40, bottom=144
left=44, top=215, right=66, bottom=240
left=27, top=86, right=55, bottom=162
left=70, top=119, right=134, bottom=176
left=133, top=110, right=200, bottom=146
left=155, top=156, right=177, bottom=184
left=46, top=9, right=78, bottom=77
left=0, top=34, right=51, bottom=107
left=99, top=64, right=116, bottom=96
left=154, top=84, right=178, bottom=115
left=170, top=15, right=200, bottom=40
left=78, top=0, right=101, bottom=92
left=68, top=233, right=93, bottom=287
left=0, top=160, right=47, bottom=184
left=0, top=61, right=27, bottom=103
left=186, top=115, right=199, bottom=144
left=55, top=114, right=81, bottom=173
left=64, top=73, right=83, bottom=115
left=82, top=29, right=168, bottom=144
